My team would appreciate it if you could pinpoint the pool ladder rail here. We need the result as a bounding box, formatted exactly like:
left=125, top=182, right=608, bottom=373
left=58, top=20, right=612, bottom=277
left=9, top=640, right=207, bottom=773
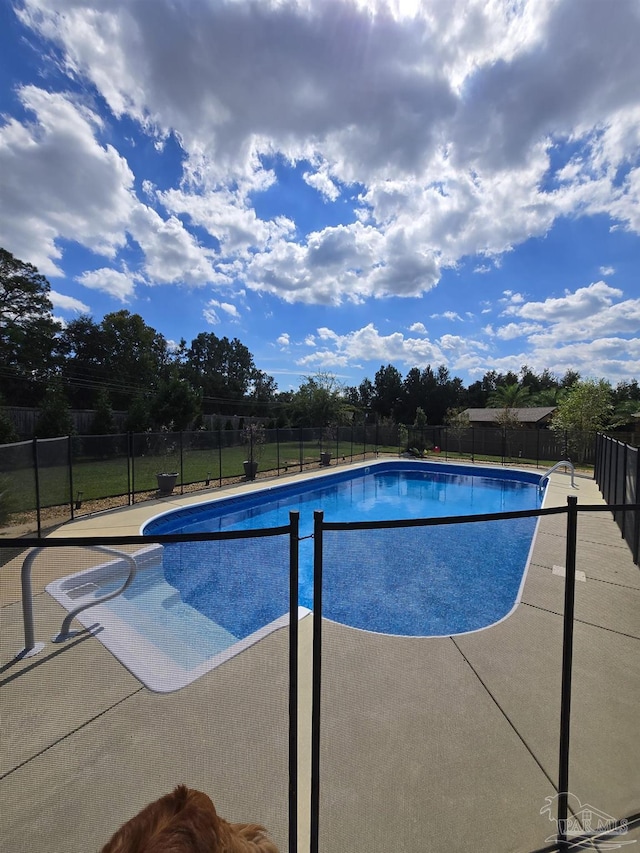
left=16, top=545, right=138, bottom=660
left=539, top=460, right=577, bottom=490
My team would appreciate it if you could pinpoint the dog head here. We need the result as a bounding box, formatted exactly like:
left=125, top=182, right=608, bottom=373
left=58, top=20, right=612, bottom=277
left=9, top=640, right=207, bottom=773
left=99, top=785, right=279, bottom=852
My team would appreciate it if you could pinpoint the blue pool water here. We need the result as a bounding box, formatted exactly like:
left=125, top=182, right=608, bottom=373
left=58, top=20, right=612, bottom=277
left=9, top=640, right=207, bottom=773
left=143, top=461, right=543, bottom=639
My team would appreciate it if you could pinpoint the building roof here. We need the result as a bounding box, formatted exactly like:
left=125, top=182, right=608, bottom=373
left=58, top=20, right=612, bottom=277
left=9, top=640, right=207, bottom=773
left=462, top=407, right=557, bottom=424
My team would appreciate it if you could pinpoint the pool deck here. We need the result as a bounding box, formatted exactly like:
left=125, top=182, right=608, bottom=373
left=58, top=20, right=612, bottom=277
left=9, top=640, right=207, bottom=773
left=1, top=462, right=639, bottom=852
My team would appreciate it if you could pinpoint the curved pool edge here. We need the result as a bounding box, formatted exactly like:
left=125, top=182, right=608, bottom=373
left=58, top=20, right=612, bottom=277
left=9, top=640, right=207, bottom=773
left=140, top=458, right=544, bottom=535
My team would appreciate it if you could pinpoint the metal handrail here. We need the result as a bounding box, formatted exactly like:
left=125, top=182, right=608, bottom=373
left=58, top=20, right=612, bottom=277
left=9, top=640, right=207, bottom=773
left=17, top=545, right=138, bottom=658
left=540, top=460, right=576, bottom=489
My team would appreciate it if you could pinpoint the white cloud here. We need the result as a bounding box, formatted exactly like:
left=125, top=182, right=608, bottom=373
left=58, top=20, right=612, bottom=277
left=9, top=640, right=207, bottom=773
left=277, top=333, right=290, bottom=347
left=0, top=86, right=135, bottom=275
left=482, top=281, right=640, bottom=381
left=203, top=303, right=220, bottom=325
left=504, top=281, right=623, bottom=322
left=495, top=322, right=543, bottom=340
left=127, top=206, right=216, bottom=285
left=431, top=311, right=462, bottom=321
left=296, top=322, right=446, bottom=369
left=159, top=185, right=293, bottom=256
left=76, top=268, right=137, bottom=302
left=206, top=299, right=240, bottom=319
left=522, top=338, right=640, bottom=383
left=49, top=291, right=90, bottom=313
left=219, top=302, right=239, bottom=318
left=245, top=221, right=425, bottom=305
left=501, top=291, right=525, bottom=304
left=17, top=0, right=639, bottom=300
left=302, top=162, right=342, bottom=201
left=3, top=0, right=639, bottom=380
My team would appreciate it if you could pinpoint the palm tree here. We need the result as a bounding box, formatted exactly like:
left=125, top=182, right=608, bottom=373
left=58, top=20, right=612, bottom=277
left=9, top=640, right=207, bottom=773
left=530, top=387, right=568, bottom=407
left=487, top=383, right=530, bottom=408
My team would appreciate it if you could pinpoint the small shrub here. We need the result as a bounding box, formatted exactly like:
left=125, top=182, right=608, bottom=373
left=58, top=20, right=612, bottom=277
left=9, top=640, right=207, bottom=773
left=242, top=422, right=266, bottom=463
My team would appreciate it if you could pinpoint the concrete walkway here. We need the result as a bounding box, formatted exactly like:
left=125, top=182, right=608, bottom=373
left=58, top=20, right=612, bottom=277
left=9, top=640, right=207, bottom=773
left=1, top=464, right=638, bottom=852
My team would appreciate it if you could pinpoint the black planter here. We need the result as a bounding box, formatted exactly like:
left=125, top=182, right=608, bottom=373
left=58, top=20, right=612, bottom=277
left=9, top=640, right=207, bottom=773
left=243, top=460, right=258, bottom=480
left=320, top=451, right=332, bottom=467
left=156, top=472, right=178, bottom=494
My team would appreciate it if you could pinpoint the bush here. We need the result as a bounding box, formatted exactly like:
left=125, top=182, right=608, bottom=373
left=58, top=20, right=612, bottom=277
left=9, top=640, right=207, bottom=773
left=36, top=382, right=73, bottom=437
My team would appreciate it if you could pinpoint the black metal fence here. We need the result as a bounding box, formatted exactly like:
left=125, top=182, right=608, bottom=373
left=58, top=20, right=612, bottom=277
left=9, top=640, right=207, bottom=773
left=3, top=495, right=638, bottom=851
left=0, top=424, right=392, bottom=535
left=310, top=500, right=638, bottom=852
left=2, top=520, right=299, bottom=852
left=594, top=432, right=640, bottom=564
left=406, top=424, right=602, bottom=465
left=0, top=424, right=605, bottom=536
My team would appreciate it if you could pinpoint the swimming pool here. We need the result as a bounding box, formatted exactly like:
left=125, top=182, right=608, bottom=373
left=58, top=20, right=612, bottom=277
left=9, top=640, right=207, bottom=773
left=47, top=461, right=545, bottom=691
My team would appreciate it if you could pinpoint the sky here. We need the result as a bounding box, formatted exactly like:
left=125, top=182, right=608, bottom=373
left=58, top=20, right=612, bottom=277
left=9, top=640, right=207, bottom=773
left=1, top=0, right=639, bottom=393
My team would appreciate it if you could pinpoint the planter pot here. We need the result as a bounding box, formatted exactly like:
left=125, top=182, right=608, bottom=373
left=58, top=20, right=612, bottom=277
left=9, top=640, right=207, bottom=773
left=156, top=472, right=178, bottom=494
left=243, top=460, right=258, bottom=481
left=320, top=451, right=332, bottom=467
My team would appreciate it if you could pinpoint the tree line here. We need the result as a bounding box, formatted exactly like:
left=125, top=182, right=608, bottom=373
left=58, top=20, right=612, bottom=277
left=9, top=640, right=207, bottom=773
left=1, top=247, right=639, bottom=442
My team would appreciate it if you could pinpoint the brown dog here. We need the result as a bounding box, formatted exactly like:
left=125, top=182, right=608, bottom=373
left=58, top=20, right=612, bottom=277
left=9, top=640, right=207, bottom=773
left=100, top=784, right=279, bottom=853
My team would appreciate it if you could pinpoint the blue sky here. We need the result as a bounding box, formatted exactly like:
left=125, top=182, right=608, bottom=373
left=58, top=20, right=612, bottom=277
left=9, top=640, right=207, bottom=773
left=1, top=0, right=639, bottom=392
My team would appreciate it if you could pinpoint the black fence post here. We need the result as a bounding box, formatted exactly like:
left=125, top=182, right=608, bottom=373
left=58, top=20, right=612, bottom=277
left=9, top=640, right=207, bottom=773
left=299, top=428, right=303, bottom=473
left=33, top=436, right=41, bottom=538
left=218, top=427, right=223, bottom=487
left=131, top=432, right=137, bottom=504
left=608, top=438, right=616, bottom=506
left=68, top=434, right=75, bottom=521
left=634, top=448, right=640, bottom=565
left=471, top=426, right=475, bottom=463
left=288, top=510, right=299, bottom=853
left=310, top=510, right=324, bottom=853
left=558, top=495, right=578, bottom=852
left=621, top=443, right=628, bottom=538
left=179, top=431, right=184, bottom=495
left=276, top=427, right=281, bottom=476
left=611, top=441, right=620, bottom=522
left=127, top=432, right=133, bottom=505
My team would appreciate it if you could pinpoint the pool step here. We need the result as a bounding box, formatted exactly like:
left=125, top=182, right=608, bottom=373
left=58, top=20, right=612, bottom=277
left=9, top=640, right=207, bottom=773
left=102, top=579, right=239, bottom=669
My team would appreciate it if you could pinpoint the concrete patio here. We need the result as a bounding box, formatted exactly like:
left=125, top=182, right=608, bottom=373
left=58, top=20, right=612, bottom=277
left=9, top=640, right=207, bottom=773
left=1, top=465, right=638, bottom=852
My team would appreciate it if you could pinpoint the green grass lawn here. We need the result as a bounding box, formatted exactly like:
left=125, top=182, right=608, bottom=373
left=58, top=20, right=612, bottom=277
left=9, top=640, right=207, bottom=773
left=6, top=439, right=394, bottom=513
left=4, top=439, right=586, bottom=517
